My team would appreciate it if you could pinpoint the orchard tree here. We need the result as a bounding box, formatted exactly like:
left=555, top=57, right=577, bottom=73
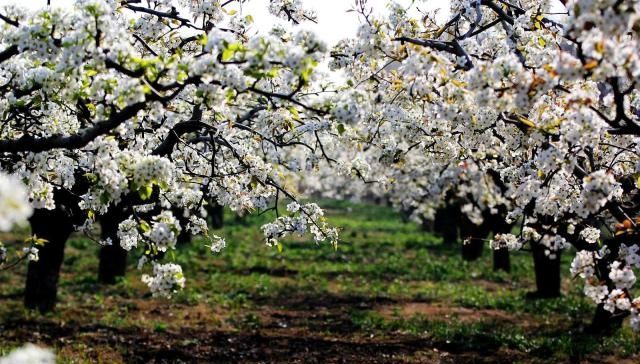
left=0, top=0, right=341, bottom=311
left=328, top=0, right=640, bottom=332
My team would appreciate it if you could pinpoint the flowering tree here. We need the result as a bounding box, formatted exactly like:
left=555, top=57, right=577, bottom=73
left=325, top=0, right=640, bottom=332
left=3, top=0, right=640, bottom=339
left=0, top=0, right=340, bottom=311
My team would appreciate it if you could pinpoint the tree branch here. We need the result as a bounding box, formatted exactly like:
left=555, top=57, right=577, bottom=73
left=0, top=102, right=147, bottom=153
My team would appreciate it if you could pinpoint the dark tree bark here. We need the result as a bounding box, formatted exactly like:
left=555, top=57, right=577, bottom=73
left=435, top=203, right=459, bottom=245
left=489, top=213, right=511, bottom=272
left=24, top=207, right=74, bottom=312
left=584, top=235, right=627, bottom=335
left=207, top=202, right=224, bottom=229
left=98, top=210, right=128, bottom=284
left=460, top=216, right=487, bottom=261
left=98, top=244, right=128, bottom=284
left=433, top=207, right=445, bottom=235
left=589, top=303, right=626, bottom=335
left=529, top=241, right=561, bottom=298
left=461, top=238, right=484, bottom=260
left=493, top=248, right=511, bottom=272
left=174, top=208, right=192, bottom=245
left=420, top=217, right=434, bottom=232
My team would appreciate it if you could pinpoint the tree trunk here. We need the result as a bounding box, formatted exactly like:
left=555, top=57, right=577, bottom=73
left=420, top=217, right=433, bottom=232
left=589, top=303, right=625, bottom=335
left=98, top=244, right=128, bottom=284
left=177, top=214, right=192, bottom=245
left=530, top=242, right=561, bottom=298
left=207, top=202, right=224, bottom=229
left=433, top=207, right=445, bottom=235
left=98, top=210, right=128, bottom=284
left=460, top=217, right=486, bottom=261
left=493, top=248, right=511, bottom=272
left=490, top=214, right=511, bottom=272
left=441, top=222, right=457, bottom=246
left=436, top=204, right=458, bottom=246
left=461, top=239, right=484, bottom=260
left=24, top=208, right=74, bottom=312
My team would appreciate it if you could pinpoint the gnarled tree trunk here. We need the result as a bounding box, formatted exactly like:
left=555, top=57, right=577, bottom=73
left=530, top=241, right=561, bottom=298
left=24, top=207, right=74, bottom=312
left=589, top=303, right=626, bottom=335
left=98, top=209, right=128, bottom=284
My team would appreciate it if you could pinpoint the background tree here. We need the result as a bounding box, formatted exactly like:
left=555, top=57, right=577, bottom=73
left=0, top=0, right=340, bottom=310
left=327, top=0, right=640, bottom=333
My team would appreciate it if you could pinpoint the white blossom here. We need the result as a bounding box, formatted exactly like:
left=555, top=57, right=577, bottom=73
left=0, top=344, right=55, bottom=364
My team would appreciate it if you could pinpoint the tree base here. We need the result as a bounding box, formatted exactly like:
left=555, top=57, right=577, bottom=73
left=524, top=290, right=561, bottom=300
left=24, top=208, right=74, bottom=312
left=98, top=244, right=128, bottom=284
left=97, top=209, right=129, bottom=284
left=208, top=203, right=224, bottom=229
left=531, top=242, right=561, bottom=298
left=462, top=240, right=484, bottom=261
left=587, top=304, right=625, bottom=335
left=493, top=248, right=511, bottom=272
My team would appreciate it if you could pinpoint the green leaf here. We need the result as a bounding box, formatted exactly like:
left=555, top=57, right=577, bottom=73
left=225, top=88, right=236, bottom=102
left=34, top=238, right=48, bottom=246
left=301, top=67, right=313, bottom=84
left=26, top=235, right=49, bottom=246
left=337, top=123, right=346, bottom=135
left=249, top=176, right=259, bottom=190
left=265, top=68, right=279, bottom=79
left=138, top=184, right=153, bottom=200
left=198, top=34, right=208, bottom=46
left=177, top=70, right=188, bottom=84
left=289, top=107, right=301, bottom=121
left=84, top=172, right=98, bottom=183
left=221, top=42, right=244, bottom=62
left=100, top=192, right=110, bottom=205
left=140, top=220, right=151, bottom=233
left=538, top=37, right=546, bottom=47
left=221, top=48, right=235, bottom=62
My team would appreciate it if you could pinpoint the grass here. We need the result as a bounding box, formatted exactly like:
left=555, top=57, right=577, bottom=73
left=0, top=199, right=638, bottom=363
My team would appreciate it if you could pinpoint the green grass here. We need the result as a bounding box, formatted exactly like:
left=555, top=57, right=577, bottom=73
left=0, top=199, right=637, bottom=363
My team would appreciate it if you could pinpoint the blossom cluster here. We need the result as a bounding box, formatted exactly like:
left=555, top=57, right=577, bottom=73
left=0, top=173, right=32, bottom=232
left=141, top=262, right=186, bottom=298
left=0, top=0, right=341, bottom=298
left=0, top=344, right=55, bottom=364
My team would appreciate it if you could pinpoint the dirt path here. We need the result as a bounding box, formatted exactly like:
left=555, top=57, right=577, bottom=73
left=1, top=316, right=525, bottom=363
